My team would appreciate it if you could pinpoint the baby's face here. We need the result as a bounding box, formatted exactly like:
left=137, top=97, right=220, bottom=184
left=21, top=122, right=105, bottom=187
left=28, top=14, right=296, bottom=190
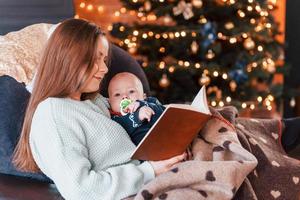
left=108, top=73, right=145, bottom=113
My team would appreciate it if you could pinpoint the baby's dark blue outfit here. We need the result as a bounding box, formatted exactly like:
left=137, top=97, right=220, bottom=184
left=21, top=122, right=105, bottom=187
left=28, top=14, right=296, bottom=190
left=111, top=97, right=165, bottom=145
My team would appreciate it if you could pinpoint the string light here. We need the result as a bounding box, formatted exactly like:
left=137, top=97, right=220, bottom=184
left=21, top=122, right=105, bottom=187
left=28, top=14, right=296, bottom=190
left=195, top=63, right=201, bottom=68
left=148, top=31, right=154, bottom=37
left=267, top=95, right=274, bottom=101
left=222, top=73, right=228, bottom=79
left=159, top=61, right=165, bottom=69
left=257, top=45, right=263, bottom=51
left=142, top=33, right=148, bottom=39
left=74, top=14, right=79, bottom=19
left=219, top=101, right=225, bottom=107
left=107, top=25, right=113, bottom=31
left=180, top=31, right=187, bottom=37
left=120, top=7, right=126, bottom=13
left=242, top=103, right=247, bottom=108
left=229, top=37, right=237, bottom=44
left=159, top=47, right=166, bottom=53
left=147, top=14, right=157, bottom=21
left=242, top=33, right=248, bottom=38
left=142, top=62, right=148, bottom=68
left=265, top=100, right=271, bottom=106
left=169, top=66, right=175, bottom=73
left=133, top=30, right=139, bottom=36
left=238, top=10, right=246, bottom=18
left=184, top=61, right=190, bottom=67
left=250, top=104, right=255, bottom=110
left=79, top=2, right=85, bottom=8
left=119, top=26, right=125, bottom=32
left=98, top=6, right=104, bottom=12
left=114, top=11, right=120, bottom=17
left=255, top=5, right=262, bottom=12
left=257, top=96, right=263, bottom=102
left=226, top=96, right=232, bottom=103
left=213, top=71, right=219, bottom=77
left=124, top=39, right=130, bottom=44
left=132, top=37, right=137, bottom=42
left=87, top=4, right=93, bottom=11
left=211, top=101, right=217, bottom=107
left=169, top=32, right=175, bottom=39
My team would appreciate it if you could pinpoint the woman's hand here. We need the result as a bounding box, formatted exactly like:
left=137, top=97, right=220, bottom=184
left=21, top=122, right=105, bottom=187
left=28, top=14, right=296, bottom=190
left=149, top=152, right=187, bottom=176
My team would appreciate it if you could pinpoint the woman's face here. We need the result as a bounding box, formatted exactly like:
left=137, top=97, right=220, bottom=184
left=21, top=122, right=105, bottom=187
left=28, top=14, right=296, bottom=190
left=80, top=37, right=109, bottom=94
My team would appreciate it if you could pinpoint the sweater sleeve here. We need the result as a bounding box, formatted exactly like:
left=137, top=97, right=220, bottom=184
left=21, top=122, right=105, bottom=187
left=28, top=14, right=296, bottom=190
left=29, top=99, right=154, bottom=200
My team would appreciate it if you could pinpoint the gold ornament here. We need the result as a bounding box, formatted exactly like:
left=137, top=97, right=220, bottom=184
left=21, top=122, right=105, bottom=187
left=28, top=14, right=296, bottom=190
left=159, top=74, right=170, bottom=88
left=199, top=74, right=211, bottom=86
left=206, top=49, right=215, bottom=59
left=144, top=1, right=152, bottom=11
left=243, top=38, right=255, bottom=50
left=191, top=41, right=199, bottom=54
left=229, top=80, right=237, bottom=92
left=225, top=22, right=235, bottom=30
left=192, top=0, right=203, bottom=8
left=173, top=0, right=194, bottom=20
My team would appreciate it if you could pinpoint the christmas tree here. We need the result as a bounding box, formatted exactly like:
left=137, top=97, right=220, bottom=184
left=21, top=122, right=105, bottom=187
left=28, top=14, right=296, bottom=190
left=109, top=0, right=284, bottom=111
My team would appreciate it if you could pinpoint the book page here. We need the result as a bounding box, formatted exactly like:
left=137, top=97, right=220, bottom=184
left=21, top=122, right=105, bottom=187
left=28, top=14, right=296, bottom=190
left=191, top=86, right=211, bottom=115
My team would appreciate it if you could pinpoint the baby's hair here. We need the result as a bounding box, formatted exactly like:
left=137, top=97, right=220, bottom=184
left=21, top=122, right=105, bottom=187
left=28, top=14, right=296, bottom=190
left=108, top=72, right=145, bottom=95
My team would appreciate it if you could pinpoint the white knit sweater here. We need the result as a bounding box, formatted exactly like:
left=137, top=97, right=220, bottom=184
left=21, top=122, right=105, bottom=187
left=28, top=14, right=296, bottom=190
left=29, top=95, right=155, bottom=200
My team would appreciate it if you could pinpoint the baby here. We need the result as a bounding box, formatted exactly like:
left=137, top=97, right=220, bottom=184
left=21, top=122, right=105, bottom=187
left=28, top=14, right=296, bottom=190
left=108, top=72, right=165, bottom=145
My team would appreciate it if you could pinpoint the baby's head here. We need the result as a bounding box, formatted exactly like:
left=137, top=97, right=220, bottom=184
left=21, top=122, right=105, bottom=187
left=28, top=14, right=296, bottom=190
left=108, top=72, right=145, bottom=113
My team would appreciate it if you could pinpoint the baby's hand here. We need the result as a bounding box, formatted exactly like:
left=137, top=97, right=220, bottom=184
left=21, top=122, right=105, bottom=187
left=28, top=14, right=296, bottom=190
left=124, top=101, right=140, bottom=113
left=138, top=106, right=155, bottom=122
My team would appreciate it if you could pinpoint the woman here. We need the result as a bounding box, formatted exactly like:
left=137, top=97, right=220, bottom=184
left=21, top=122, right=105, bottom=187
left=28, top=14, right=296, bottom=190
left=12, top=19, right=186, bottom=200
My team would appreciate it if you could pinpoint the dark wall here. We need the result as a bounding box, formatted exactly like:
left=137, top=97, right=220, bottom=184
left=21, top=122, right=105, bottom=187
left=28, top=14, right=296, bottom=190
left=284, top=0, right=300, bottom=117
left=0, top=0, right=74, bottom=35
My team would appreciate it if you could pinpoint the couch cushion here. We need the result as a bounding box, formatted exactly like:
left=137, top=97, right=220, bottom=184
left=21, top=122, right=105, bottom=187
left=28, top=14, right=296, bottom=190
left=0, top=23, right=52, bottom=84
left=0, top=173, right=61, bottom=200
left=0, top=75, right=51, bottom=182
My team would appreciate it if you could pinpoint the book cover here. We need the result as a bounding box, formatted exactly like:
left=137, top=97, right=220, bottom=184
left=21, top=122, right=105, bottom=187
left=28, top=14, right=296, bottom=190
left=131, top=86, right=211, bottom=161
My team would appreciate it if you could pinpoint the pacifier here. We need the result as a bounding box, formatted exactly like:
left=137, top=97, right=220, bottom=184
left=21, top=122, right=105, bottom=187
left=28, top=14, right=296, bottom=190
left=120, top=98, right=133, bottom=116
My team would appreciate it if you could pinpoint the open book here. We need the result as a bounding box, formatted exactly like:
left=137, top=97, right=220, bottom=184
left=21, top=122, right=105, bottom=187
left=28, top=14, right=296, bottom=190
left=131, top=86, right=211, bottom=161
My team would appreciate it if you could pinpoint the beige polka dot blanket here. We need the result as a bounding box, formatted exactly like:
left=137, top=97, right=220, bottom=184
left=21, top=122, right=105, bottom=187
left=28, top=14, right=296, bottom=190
left=127, top=106, right=300, bottom=200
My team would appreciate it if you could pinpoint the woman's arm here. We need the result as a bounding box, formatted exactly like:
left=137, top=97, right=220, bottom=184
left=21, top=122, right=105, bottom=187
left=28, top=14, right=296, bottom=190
left=29, top=99, right=154, bottom=200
